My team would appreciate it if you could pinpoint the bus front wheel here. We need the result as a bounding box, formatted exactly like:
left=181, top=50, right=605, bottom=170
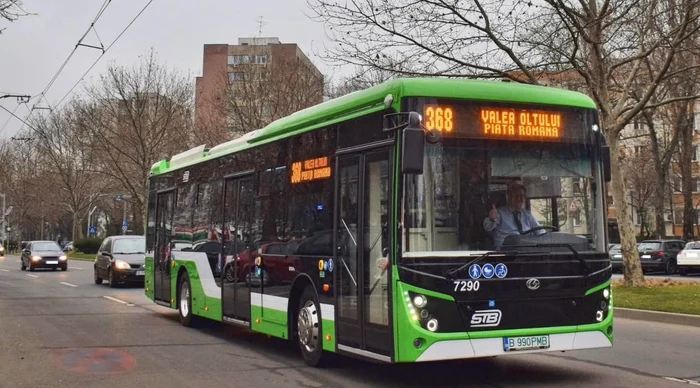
left=296, top=286, right=324, bottom=367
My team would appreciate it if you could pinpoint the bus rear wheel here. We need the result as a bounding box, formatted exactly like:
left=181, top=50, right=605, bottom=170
left=296, top=286, right=324, bottom=367
left=178, top=272, right=197, bottom=327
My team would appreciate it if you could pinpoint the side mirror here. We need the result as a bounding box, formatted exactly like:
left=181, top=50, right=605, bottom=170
left=602, top=145, right=611, bottom=182
left=402, top=111, right=426, bottom=175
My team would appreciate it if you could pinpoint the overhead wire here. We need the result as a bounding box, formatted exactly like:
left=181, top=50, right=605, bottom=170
left=52, top=0, right=155, bottom=112
left=13, top=0, right=113, bottom=133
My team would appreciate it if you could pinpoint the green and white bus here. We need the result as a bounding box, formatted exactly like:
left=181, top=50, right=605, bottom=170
left=144, top=78, right=614, bottom=366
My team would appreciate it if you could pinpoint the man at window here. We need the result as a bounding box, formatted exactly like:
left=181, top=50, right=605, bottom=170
left=483, top=182, right=542, bottom=250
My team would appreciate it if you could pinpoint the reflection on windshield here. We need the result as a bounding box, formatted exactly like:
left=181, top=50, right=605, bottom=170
left=113, top=238, right=146, bottom=254
left=33, top=242, right=62, bottom=251
left=402, top=140, right=605, bottom=257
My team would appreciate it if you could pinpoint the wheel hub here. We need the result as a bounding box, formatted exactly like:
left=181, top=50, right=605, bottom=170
left=180, top=283, right=189, bottom=317
left=297, top=300, right=319, bottom=352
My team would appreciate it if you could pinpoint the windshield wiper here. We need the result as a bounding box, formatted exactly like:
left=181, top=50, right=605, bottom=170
left=445, top=251, right=501, bottom=280
left=501, top=243, right=594, bottom=275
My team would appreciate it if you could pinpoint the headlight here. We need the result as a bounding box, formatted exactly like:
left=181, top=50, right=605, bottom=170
left=59, top=255, right=67, bottom=261
left=114, top=260, right=130, bottom=270
left=32, top=255, right=41, bottom=261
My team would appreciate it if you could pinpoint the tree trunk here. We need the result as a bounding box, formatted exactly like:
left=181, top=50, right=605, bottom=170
left=606, top=134, right=646, bottom=286
left=680, top=105, right=694, bottom=239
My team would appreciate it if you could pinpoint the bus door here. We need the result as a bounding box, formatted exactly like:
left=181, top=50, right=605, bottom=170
left=154, top=190, right=175, bottom=304
left=334, top=147, right=393, bottom=360
left=222, top=174, right=254, bottom=323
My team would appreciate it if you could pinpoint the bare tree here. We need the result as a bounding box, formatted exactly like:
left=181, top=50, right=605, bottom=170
left=620, top=144, right=657, bottom=237
left=31, top=104, right=106, bottom=242
left=308, top=0, right=700, bottom=286
left=75, top=50, right=195, bottom=233
left=0, top=0, right=34, bottom=34
left=195, top=54, right=324, bottom=146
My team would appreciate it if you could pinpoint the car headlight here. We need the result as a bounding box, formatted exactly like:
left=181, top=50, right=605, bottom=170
left=32, top=255, right=41, bottom=261
left=59, top=255, right=67, bottom=261
left=114, top=260, right=130, bottom=270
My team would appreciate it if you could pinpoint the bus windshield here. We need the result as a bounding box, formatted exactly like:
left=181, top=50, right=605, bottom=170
left=401, top=139, right=606, bottom=260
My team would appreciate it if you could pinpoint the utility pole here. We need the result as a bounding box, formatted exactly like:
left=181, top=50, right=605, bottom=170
left=0, top=94, right=30, bottom=103
left=1, top=193, right=5, bottom=250
left=87, top=206, right=97, bottom=237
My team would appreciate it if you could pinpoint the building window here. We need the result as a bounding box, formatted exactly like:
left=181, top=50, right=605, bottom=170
left=228, top=72, right=246, bottom=84
left=635, top=209, right=645, bottom=226
left=573, top=211, right=582, bottom=227
left=572, top=178, right=582, bottom=195
left=673, top=177, right=682, bottom=192
left=693, top=146, right=698, bottom=162
left=254, top=55, right=268, bottom=64
left=228, top=55, right=251, bottom=65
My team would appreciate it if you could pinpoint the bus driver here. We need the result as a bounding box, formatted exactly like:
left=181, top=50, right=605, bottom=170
left=483, top=182, right=542, bottom=250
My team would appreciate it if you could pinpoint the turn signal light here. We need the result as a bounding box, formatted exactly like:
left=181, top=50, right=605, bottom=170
left=323, top=284, right=330, bottom=292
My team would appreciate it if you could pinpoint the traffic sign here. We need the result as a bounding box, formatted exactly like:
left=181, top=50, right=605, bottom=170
left=89, top=226, right=97, bottom=235
left=122, top=220, right=128, bottom=231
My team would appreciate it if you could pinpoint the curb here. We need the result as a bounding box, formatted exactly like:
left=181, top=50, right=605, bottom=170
left=615, top=307, right=700, bottom=327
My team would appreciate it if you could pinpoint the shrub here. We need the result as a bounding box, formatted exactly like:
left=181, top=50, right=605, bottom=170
left=73, top=237, right=103, bottom=254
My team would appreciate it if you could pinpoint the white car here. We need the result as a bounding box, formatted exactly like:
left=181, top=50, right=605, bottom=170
left=677, top=241, right=700, bottom=276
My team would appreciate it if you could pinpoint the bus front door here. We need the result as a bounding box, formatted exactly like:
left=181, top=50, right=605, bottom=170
left=334, top=148, right=393, bottom=361
left=154, top=190, right=175, bottom=304
left=222, top=175, right=254, bottom=323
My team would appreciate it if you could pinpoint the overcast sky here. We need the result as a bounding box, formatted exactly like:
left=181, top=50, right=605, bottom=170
left=0, top=0, right=341, bottom=139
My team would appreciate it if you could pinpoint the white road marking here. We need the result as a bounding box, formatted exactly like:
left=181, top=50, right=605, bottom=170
left=0, top=269, right=9, bottom=272
left=103, top=295, right=135, bottom=307
left=60, top=282, right=78, bottom=288
left=26, top=274, right=38, bottom=278
left=71, top=267, right=83, bottom=270
left=664, top=377, right=700, bottom=386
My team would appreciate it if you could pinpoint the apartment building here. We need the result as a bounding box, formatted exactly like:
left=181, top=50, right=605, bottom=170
left=194, top=37, right=324, bottom=137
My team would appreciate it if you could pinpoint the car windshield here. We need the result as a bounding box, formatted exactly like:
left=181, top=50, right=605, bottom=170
left=402, top=139, right=606, bottom=259
left=32, top=242, right=62, bottom=251
left=638, top=242, right=661, bottom=251
left=113, top=238, right=146, bottom=254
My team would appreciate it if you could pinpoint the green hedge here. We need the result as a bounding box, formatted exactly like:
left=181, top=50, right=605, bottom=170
left=73, top=237, right=104, bottom=254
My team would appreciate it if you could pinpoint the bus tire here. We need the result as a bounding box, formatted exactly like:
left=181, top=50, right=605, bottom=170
left=178, top=272, right=197, bottom=327
left=296, top=286, right=324, bottom=367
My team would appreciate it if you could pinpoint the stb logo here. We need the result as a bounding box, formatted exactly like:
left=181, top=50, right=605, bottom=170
left=526, top=278, right=541, bottom=290
left=470, top=309, right=502, bottom=327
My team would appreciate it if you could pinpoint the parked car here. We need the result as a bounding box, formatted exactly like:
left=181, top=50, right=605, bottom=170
left=609, top=244, right=622, bottom=271
left=20, top=240, right=68, bottom=271
left=94, top=235, right=146, bottom=287
left=677, top=241, right=700, bottom=276
left=636, top=239, right=685, bottom=275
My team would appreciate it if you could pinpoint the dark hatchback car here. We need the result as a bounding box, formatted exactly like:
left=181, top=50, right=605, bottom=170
left=94, top=235, right=146, bottom=287
left=20, top=240, right=68, bottom=271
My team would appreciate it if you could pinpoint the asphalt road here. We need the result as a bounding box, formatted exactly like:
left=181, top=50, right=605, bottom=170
left=1, top=254, right=699, bottom=388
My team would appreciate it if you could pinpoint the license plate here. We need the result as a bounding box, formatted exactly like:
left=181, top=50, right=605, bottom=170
left=503, top=335, right=550, bottom=352
left=136, top=270, right=145, bottom=276
left=613, top=254, right=621, bottom=258
left=641, top=254, right=651, bottom=259
left=46, top=261, right=58, bottom=265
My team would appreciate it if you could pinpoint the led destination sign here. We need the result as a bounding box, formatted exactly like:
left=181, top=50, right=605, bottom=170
left=420, top=100, right=593, bottom=143
left=481, top=108, right=562, bottom=139
left=291, top=156, right=332, bottom=184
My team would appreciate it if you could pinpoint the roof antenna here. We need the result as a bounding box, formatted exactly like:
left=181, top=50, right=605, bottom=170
left=256, top=16, right=266, bottom=37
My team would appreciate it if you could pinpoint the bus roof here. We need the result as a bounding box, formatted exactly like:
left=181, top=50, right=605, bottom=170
left=151, top=77, right=597, bottom=176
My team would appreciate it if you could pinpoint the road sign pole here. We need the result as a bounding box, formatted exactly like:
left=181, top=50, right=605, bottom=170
left=122, top=201, right=127, bottom=235
left=1, top=193, right=5, bottom=249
